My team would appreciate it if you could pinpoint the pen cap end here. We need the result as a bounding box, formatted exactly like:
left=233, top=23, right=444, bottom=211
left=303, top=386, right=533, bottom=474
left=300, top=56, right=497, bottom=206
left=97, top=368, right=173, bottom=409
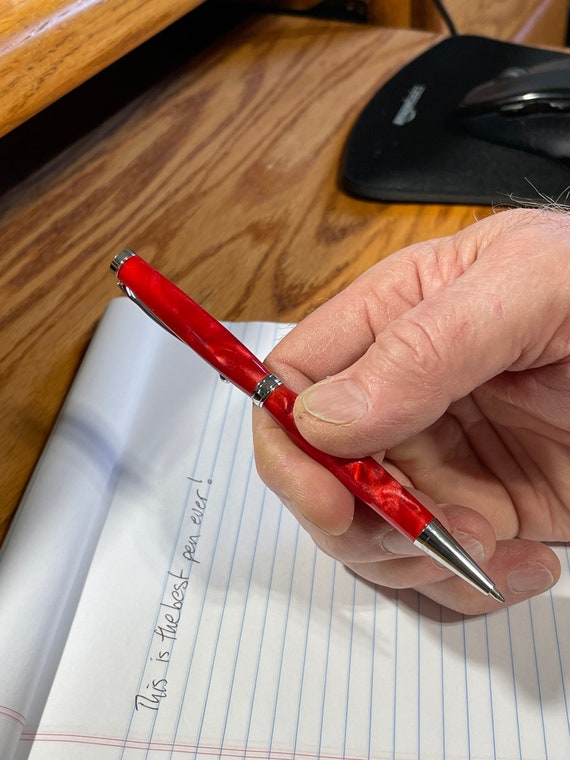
left=111, top=249, right=137, bottom=276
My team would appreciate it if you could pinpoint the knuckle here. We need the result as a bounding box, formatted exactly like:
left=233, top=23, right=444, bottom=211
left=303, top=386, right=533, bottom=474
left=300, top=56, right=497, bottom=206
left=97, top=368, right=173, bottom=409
left=376, top=313, right=454, bottom=401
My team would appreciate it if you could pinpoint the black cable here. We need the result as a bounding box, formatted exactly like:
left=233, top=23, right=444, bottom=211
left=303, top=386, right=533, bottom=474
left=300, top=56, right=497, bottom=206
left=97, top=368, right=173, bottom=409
left=431, top=0, right=458, bottom=36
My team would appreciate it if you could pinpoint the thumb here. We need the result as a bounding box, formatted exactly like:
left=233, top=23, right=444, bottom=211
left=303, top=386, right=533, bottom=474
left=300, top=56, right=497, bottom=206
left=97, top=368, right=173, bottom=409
left=293, top=263, right=539, bottom=458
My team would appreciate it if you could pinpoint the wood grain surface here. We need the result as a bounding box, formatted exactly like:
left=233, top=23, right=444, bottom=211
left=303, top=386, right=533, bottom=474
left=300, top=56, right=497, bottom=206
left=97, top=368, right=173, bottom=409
left=0, top=10, right=494, bottom=542
left=0, top=0, right=205, bottom=137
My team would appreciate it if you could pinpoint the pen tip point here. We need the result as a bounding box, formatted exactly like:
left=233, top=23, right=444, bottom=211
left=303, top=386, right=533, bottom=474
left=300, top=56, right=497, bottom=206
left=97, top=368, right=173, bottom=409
left=490, top=587, right=506, bottom=604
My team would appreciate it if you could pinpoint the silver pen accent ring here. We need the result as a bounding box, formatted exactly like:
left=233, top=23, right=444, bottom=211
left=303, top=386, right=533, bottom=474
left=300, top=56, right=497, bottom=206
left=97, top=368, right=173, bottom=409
left=252, top=374, right=282, bottom=407
left=110, top=248, right=136, bottom=274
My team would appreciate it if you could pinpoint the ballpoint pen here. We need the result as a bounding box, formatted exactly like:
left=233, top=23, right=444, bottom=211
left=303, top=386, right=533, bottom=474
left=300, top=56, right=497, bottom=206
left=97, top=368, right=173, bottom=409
left=110, top=249, right=505, bottom=603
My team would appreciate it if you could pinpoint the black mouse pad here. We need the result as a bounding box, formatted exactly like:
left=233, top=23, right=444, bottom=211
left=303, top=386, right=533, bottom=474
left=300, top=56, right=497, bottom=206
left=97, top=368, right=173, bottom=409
left=341, top=35, right=570, bottom=205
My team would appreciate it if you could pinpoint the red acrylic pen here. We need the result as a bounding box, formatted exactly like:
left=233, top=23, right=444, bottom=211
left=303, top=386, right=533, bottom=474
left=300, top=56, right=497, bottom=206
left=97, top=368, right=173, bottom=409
left=111, top=249, right=504, bottom=602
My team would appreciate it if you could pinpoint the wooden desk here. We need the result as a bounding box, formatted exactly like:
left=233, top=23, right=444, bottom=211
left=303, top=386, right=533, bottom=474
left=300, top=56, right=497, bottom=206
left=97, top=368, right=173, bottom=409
left=0, top=0, right=208, bottom=138
left=0, top=8, right=493, bottom=543
left=3, top=0, right=567, bottom=140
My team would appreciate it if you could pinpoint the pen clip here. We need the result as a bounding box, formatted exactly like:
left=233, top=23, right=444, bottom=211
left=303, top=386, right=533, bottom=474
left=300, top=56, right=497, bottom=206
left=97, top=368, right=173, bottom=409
left=113, top=249, right=230, bottom=384
left=118, top=282, right=182, bottom=342
left=119, top=282, right=232, bottom=385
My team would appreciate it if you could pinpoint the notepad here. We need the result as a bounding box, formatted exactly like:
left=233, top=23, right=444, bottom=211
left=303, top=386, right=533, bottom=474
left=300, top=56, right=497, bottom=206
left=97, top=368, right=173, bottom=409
left=1, top=298, right=569, bottom=759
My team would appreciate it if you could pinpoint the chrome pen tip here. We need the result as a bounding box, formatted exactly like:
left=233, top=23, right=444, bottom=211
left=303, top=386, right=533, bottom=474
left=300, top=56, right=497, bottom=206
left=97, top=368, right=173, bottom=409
left=489, top=586, right=506, bottom=604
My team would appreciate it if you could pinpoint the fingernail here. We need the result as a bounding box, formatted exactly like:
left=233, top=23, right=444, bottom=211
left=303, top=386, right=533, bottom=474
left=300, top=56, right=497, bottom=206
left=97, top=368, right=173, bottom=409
left=300, top=379, right=369, bottom=424
left=381, top=529, right=423, bottom=556
left=382, top=529, right=486, bottom=564
left=454, top=531, right=487, bottom=564
left=508, top=563, right=554, bottom=593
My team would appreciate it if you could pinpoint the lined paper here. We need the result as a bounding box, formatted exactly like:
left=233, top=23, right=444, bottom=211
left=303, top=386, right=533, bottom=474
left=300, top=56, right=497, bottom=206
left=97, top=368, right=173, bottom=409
left=1, top=298, right=569, bottom=759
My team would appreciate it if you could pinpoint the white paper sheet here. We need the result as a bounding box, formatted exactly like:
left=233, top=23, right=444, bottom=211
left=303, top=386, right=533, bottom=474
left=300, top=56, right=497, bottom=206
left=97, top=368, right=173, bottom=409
left=1, top=298, right=569, bottom=759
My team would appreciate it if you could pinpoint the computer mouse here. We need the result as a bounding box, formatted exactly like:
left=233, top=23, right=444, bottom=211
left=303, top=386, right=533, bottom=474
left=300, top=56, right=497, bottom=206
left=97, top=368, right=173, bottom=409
left=455, top=57, right=570, bottom=159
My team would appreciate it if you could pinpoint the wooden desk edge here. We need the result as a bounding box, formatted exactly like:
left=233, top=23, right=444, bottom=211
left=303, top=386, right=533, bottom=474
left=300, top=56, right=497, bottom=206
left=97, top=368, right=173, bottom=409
left=0, top=0, right=205, bottom=138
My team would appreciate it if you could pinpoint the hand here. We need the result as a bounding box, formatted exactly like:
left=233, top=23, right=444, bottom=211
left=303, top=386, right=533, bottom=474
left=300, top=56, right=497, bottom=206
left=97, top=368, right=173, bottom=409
left=253, top=208, right=570, bottom=614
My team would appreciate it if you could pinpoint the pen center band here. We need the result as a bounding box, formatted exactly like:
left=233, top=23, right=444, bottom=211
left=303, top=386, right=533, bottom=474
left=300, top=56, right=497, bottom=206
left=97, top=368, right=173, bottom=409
left=251, top=374, right=282, bottom=407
